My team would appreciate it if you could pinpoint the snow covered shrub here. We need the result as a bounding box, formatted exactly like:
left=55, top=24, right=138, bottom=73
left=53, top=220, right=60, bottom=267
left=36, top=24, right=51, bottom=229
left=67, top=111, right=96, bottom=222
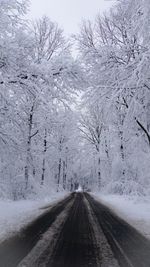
left=11, top=175, right=46, bottom=200
left=104, top=180, right=148, bottom=196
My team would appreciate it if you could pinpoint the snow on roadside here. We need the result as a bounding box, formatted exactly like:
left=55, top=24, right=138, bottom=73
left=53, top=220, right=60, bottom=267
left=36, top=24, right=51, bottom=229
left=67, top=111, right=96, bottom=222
left=92, top=193, right=150, bottom=240
left=0, top=192, right=68, bottom=243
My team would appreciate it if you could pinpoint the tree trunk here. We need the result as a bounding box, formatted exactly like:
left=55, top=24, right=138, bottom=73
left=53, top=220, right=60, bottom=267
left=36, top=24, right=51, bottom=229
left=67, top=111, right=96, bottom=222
left=25, top=109, right=33, bottom=189
left=62, top=161, right=65, bottom=190
left=70, top=177, right=74, bottom=192
left=57, top=158, right=61, bottom=192
left=41, top=159, right=45, bottom=185
left=119, top=130, right=125, bottom=177
left=96, top=144, right=101, bottom=190
left=119, top=130, right=124, bottom=160
left=41, top=129, right=47, bottom=185
left=63, top=159, right=67, bottom=190
left=98, top=156, right=101, bottom=189
left=25, top=102, right=38, bottom=189
left=33, top=167, right=36, bottom=177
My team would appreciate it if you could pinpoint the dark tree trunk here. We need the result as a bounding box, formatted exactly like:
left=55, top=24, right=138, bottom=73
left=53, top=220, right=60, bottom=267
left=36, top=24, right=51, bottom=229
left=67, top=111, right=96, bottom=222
left=25, top=106, right=34, bottom=189
left=33, top=167, right=36, bottom=177
left=57, top=158, right=62, bottom=192
left=119, top=130, right=124, bottom=160
left=98, top=156, right=101, bottom=189
left=70, top=178, right=74, bottom=192
left=25, top=102, right=38, bottom=189
left=63, top=161, right=66, bottom=190
left=119, top=130, right=125, bottom=177
left=41, top=129, right=47, bottom=185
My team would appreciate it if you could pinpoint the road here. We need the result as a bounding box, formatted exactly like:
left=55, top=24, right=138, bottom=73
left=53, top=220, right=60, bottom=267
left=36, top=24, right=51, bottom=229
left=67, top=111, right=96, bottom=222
left=0, top=193, right=150, bottom=267
left=0, top=194, right=74, bottom=267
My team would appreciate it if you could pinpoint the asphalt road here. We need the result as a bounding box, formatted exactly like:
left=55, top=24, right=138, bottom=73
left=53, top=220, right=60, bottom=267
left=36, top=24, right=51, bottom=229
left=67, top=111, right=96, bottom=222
left=48, top=193, right=98, bottom=267
left=0, top=194, right=74, bottom=267
left=86, top=193, right=150, bottom=267
left=0, top=192, right=150, bottom=267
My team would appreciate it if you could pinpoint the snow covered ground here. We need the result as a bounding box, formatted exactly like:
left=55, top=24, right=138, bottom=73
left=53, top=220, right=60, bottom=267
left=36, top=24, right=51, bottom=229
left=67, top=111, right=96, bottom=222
left=93, top=193, right=150, bottom=240
left=0, top=192, right=68, bottom=242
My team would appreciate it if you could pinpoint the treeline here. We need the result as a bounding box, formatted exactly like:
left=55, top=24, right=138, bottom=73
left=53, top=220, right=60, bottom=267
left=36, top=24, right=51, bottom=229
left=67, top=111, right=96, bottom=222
left=78, top=0, right=150, bottom=195
left=0, top=0, right=83, bottom=199
left=1, top=0, right=150, bottom=199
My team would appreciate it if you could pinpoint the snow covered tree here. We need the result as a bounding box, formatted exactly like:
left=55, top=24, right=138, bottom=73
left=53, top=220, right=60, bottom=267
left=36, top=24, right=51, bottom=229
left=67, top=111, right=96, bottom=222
left=76, top=0, right=150, bottom=195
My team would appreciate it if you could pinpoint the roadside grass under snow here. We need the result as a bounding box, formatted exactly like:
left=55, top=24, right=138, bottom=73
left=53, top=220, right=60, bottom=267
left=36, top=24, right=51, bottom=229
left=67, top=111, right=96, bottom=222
left=0, top=192, right=68, bottom=242
left=93, top=193, right=150, bottom=240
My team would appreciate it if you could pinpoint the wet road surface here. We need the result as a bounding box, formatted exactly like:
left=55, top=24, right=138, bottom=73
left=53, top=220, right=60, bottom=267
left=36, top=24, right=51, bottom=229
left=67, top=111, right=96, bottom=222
left=1, top=193, right=150, bottom=267
left=0, top=194, right=74, bottom=267
left=86, top=193, right=150, bottom=267
left=48, top=193, right=98, bottom=267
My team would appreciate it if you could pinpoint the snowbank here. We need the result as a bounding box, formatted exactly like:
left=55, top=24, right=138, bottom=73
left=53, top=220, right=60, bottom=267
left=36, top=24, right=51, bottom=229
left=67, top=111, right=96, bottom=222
left=0, top=192, right=68, bottom=242
left=92, top=193, right=150, bottom=239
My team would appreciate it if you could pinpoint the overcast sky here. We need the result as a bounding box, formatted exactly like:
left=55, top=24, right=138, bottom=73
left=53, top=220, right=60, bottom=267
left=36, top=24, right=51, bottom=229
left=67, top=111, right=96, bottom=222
left=28, top=0, right=114, bottom=35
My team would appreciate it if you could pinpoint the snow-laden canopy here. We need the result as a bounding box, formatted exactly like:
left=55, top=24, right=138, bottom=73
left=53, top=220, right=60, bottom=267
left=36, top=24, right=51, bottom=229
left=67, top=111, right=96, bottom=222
left=0, top=0, right=150, bottom=199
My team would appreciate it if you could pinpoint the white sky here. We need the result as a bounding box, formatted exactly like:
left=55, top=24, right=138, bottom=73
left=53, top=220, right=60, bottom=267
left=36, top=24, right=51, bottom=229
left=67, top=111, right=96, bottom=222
left=28, top=0, right=115, bottom=35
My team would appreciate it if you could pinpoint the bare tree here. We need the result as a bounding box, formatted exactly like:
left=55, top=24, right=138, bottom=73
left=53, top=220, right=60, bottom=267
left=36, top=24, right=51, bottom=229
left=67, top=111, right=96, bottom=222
left=32, top=16, right=67, bottom=63
left=79, top=105, right=103, bottom=189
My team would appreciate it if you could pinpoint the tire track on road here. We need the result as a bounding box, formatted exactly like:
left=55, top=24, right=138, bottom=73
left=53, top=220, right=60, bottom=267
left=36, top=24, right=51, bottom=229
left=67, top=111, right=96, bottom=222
left=86, top=193, right=150, bottom=267
left=48, top=193, right=98, bottom=267
left=0, top=193, right=74, bottom=267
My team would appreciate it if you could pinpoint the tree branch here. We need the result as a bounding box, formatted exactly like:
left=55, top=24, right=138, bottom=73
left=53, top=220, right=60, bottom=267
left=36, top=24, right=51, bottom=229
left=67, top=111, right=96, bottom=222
left=135, top=118, right=150, bottom=145
left=30, top=130, right=39, bottom=139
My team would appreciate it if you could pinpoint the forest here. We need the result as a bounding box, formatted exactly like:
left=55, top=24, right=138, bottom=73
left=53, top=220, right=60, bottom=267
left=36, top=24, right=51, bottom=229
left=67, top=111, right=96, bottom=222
left=0, top=0, right=150, bottom=200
